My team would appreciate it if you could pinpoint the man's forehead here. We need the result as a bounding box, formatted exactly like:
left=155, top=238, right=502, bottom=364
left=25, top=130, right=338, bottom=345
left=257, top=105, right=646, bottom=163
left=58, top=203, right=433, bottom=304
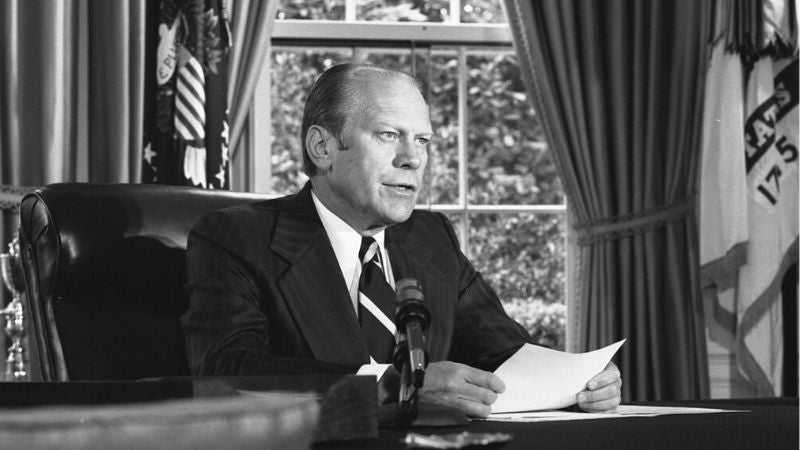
left=351, top=78, right=431, bottom=130
left=353, top=75, right=421, bottom=100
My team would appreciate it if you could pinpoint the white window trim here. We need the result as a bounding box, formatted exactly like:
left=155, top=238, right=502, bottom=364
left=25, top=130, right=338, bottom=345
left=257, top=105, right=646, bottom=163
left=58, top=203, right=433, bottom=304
left=272, top=19, right=512, bottom=44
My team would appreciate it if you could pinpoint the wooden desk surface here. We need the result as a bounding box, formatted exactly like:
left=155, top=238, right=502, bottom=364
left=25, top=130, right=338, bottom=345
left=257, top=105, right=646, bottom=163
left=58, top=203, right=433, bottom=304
left=0, top=379, right=795, bottom=450
left=0, top=386, right=319, bottom=450
left=342, top=397, right=798, bottom=450
left=0, top=375, right=374, bottom=449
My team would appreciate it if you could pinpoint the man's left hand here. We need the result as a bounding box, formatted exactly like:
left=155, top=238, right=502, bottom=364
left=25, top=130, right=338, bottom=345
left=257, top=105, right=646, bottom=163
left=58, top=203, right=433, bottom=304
left=577, top=362, right=621, bottom=412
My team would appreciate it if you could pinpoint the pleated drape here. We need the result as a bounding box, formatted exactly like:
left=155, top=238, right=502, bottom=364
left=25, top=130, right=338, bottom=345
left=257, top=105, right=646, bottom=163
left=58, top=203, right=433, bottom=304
left=505, top=0, right=712, bottom=400
left=227, top=0, right=277, bottom=182
left=0, top=0, right=144, bottom=187
left=0, top=0, right=145, bottom=380
left=0, top=0, right=145, bottom=252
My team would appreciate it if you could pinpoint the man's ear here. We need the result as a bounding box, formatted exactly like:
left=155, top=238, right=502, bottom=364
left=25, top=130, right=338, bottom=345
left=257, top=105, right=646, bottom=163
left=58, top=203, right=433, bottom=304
left=305, top=125, right=333, bottom=172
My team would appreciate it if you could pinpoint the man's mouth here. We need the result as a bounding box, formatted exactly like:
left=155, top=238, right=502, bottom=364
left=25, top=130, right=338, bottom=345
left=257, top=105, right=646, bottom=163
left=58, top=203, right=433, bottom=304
left=382, top=183, right=417, bottom=194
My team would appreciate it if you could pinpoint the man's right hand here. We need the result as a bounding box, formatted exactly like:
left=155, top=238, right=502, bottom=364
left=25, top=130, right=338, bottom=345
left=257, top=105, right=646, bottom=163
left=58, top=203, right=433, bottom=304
left=419, top=361, right=505, bottom=418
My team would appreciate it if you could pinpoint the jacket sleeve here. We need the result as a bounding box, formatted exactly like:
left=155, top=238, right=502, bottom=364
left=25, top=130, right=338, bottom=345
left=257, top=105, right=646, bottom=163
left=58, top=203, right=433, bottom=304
left=181, top=211, right=358, bottom=376
left=435, top=213, right=533, bottom=372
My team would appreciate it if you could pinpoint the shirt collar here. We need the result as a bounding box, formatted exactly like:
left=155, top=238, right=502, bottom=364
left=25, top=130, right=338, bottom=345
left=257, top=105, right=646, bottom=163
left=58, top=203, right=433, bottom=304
left=310, top=189, right=386, bottom=265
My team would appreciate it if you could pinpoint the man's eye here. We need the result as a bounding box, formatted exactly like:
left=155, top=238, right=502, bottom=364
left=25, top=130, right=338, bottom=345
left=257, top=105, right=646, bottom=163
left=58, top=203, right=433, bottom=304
left=415, top=137, right=430, bottom=146
left=377, top=131, right=400, bottom=142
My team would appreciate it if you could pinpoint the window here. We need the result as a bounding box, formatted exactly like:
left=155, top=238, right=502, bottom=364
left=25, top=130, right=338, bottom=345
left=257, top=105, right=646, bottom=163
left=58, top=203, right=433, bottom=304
left=258, top=0, right=566, bottom=349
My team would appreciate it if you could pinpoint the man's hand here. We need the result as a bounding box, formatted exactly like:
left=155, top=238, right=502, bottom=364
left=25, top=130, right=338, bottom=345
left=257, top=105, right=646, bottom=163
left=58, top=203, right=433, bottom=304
left=419, top=361, right=505, bottom=418
left=577, top=362, right=622, bottom=412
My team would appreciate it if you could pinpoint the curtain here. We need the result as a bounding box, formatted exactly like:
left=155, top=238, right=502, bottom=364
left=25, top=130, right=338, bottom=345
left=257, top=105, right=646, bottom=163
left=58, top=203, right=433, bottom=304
left=227, top=0, right=277, bottom=191
left=0, top=0, right=145, bottom=380
left=505, top=0, right=712, bottom=400
left=0, top=0, right=144, bottom=186
left=0, top=0, right=144, bottom=255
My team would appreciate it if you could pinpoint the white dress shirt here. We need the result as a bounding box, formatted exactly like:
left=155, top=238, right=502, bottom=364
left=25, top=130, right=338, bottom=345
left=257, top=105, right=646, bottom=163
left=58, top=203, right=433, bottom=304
left=311, top=190, right=394, bottom=376
left=311, top=190, right=396, bottom=314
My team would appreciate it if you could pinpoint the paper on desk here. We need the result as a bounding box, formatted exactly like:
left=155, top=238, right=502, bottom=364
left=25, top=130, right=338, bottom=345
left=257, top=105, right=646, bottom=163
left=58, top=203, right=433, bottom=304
left=491, top=339, right=625, bottom=413
left=486, top=405, right=746, bottom=422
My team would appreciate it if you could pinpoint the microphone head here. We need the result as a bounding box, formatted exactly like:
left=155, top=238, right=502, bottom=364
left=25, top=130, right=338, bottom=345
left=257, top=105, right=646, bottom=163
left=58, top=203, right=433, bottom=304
left=396, top=278, right=423, bottom=301
left=395, top=278, right=430, bottom=330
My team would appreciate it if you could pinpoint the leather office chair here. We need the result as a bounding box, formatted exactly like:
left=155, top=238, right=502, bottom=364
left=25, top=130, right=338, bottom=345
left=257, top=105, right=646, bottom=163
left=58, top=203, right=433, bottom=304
left=18, top=183, right=270, bottom=381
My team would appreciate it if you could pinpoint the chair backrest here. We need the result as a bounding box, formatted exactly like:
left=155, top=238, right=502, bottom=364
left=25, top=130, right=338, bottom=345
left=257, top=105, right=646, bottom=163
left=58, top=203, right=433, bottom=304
left=18, top=183, right=271, bottom=381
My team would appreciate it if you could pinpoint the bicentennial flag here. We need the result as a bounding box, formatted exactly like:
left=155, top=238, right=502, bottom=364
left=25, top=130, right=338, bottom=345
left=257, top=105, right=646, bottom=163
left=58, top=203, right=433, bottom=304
left=700, top=0, right=798, bottom=396
left=736, top=55, right=798, bottom=395
left=699, top=42, right=749, bottom=359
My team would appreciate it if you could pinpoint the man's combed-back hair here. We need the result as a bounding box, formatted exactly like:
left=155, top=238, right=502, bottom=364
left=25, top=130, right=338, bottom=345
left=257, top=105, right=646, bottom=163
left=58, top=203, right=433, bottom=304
left=300, top=63, right=423, bottom=176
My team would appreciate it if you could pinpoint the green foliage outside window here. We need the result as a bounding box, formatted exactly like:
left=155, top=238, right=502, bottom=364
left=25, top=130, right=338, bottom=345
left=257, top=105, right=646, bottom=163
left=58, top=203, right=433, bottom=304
left=277, top=0, right=344, bottom=20
left=470, top=213, right=565, bottom=349
left=276, top=0, right=505, bottom=22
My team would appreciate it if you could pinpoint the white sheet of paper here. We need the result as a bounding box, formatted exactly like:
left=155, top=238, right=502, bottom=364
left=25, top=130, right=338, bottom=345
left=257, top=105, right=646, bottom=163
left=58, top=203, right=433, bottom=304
left=491, top=339, right=626, bottom=413
left=356, top=363, right=391, bottom=381
left=485, top=404, right=746, bottom=422
left=612, top=405, right=746, bottom=415
left=486, top=410, right=619, bottom=422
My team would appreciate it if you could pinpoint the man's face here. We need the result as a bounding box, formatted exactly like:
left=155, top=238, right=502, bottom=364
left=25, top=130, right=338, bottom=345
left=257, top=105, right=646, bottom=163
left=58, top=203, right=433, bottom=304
left=319, top=77, right=432, bottom=232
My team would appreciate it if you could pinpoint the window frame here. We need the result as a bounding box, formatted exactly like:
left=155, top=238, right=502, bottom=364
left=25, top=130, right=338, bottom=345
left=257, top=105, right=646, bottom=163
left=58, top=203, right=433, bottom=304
left=272, top=19, right=512, bottom=44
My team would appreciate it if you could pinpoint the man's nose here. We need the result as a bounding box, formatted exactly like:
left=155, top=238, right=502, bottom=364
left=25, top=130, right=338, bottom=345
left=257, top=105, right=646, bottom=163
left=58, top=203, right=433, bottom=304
left=394, top=140, right=423, bottom=170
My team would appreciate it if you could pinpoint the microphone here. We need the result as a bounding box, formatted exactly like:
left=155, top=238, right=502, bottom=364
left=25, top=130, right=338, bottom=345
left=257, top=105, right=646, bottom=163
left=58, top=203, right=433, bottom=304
left=393, top=278, right=430, bottom=388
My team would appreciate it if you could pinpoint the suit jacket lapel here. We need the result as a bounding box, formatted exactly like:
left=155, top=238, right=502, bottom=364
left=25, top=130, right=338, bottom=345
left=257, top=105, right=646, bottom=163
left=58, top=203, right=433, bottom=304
left=387, top=216, right=454, bottom=362
left=270, top=184, right=368, bottom=366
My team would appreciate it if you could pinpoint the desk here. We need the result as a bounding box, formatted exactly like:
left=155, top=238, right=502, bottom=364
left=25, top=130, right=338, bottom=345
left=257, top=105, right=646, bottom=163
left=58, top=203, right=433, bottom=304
left=0, top=379, right=795, bottom=450
left=0, top=375, right=377, bottom=446
left=354, top=398, right=797, bottom=450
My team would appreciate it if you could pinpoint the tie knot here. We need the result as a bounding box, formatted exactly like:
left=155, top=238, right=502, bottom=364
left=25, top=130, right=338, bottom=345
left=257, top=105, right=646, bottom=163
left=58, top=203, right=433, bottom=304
left=359, top=236, right=379, bottom=265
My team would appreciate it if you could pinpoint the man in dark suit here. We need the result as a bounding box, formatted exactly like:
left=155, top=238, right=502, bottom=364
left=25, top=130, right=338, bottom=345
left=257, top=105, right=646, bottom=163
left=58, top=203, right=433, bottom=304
left=182, top=64, right=621, bottom=417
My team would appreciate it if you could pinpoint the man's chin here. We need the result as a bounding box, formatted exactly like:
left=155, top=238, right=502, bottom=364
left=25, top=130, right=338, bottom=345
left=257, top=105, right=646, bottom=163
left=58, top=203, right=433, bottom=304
left=380, top=205, right=415, bottom=226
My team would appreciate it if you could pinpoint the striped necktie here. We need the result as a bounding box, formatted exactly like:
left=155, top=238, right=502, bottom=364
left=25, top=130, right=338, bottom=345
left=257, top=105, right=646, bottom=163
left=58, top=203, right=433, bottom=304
left=358, top=236, right=396, bottom=363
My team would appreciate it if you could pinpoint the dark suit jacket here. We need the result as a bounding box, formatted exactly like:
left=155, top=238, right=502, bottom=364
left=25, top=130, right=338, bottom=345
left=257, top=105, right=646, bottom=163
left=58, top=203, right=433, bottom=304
left=182, top=183, right=532, bottom=376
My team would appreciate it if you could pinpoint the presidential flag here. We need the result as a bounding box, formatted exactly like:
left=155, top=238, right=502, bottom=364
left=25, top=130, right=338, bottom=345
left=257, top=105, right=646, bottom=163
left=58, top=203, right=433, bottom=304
left=143, top=0, right=231, bottom=189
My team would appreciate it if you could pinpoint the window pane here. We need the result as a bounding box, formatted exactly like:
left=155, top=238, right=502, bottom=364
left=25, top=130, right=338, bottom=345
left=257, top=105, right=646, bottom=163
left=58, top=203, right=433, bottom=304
left=356, top=0, right=450, bottom=22
left=270, top=48, right=353, bottom=195
left=461, top=0, right=507, bottom=23
left=466, top=52, right=563, bottom=205
left=469, top=212, right=565, bottom=349
left=277, top=0, right=345, bottom=20
left=423, top=50, right=459, bottom=204
left=356, top=48, right=421, bottom=75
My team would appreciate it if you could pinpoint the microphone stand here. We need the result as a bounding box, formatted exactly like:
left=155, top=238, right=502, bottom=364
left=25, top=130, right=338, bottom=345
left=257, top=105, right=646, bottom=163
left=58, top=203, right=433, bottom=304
left=390, top=339, right=466, bottom=428
left=391, top=279, right=441, bottom=427
left=393, top=339, right=420, bottom=425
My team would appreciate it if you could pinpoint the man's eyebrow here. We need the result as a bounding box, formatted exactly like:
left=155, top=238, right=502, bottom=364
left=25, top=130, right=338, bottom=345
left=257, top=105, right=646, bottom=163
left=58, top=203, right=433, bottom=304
left=372, top=123, right=431, bottom=135
left=367, top=115, right=431, bottom=132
